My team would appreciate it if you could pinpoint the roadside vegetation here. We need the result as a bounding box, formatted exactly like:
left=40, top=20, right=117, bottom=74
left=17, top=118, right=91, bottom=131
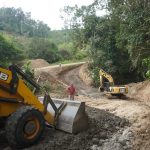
left=0, top=7, right=86, bottom=66
left=62, top=0, right=150, bottom=85
left=0, top=0, right=149, bottom=86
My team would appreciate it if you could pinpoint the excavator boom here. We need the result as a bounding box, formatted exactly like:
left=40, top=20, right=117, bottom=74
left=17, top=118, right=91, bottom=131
left=99, top=69, right=114, bottom=86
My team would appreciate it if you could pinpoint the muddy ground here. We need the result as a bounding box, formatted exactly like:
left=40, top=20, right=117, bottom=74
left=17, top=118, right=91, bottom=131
left=1, top=60, right=150, bottom=150
left=0, top=105, right=132, bottom=150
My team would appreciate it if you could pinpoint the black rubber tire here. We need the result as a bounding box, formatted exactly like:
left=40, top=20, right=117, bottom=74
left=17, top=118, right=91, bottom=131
left=0, top=117, right=6, bottom=128
left=5, top=106, right=45, bottom=148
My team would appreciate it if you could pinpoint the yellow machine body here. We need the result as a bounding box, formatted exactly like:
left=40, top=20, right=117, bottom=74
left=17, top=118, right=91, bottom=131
left=0, top=67, right=54, bottom=124
left=99, top=69, right=128, bottom=96
left=107, top=85, right=128, bottom=95
left=0, top=65, right=88, bottom=148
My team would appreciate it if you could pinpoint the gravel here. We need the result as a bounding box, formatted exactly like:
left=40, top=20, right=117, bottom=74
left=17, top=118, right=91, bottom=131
left=0, top=103, right=133, bottom=150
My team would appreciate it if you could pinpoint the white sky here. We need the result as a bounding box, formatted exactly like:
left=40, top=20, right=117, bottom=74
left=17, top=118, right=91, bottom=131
left=0, top=0, right=105, bottom=30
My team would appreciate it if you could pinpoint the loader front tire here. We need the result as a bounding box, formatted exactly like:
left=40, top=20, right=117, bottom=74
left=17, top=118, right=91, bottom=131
left=5, top=106, right=45, bottom=148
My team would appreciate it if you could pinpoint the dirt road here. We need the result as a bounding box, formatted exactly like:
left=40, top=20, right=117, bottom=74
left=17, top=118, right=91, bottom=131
left=57, top=64, right=150, bottom=150
left=35, top=63, right=150, bottom=150
left=1, top=61, right=150, bottom=150
left=59, top=66, right=100, bottom=97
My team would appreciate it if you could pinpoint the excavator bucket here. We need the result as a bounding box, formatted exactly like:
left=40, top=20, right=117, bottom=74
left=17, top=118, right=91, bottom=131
left=39, top=97, right=88, bottom=134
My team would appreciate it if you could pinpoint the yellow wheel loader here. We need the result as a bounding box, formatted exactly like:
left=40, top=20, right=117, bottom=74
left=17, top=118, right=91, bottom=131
left=99, top=69, right=128, bottom=98
left=0, top=65, right=88, bottom=148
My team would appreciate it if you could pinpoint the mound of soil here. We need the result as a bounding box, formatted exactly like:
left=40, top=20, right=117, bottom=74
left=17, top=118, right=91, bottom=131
left=79, top=63, right=93, bottom=86
left=30, top=59, right=50, bottom=68
left=37, top=71, right=67, bottom=98
left=127, top=80, right=150, bottom=105
left=22, top=107, right=131, bottom=150
left=0, top=103, right=132, bottom=150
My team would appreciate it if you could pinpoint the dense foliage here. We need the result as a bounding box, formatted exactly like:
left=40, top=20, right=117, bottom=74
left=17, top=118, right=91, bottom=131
left=0, top=7, right=88, bottom=65
left=0, top=34, right=23, bottom=66
left=142, top=57, right=150, bottom=79
left=28, top=38, right=60, bottom=63
left=0, top=7, right=50, bottom=37
left=1, top=1, right=149, bottom=84
left=63, top=0, right=150, bottom=84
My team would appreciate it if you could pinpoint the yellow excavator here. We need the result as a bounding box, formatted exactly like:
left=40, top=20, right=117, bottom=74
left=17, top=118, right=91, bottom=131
left=0, top=64, right=88, bottom=148
left=99, top=69, right=128, bottom=98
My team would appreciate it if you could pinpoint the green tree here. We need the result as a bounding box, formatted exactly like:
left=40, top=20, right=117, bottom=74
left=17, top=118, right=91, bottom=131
left=0, top=7, right=50, bottom=37
left=0, top=34, right=23, bottom=66
left=62, top=0, right=150, bottom=84
left=142, top=57, right=150, bottom=79
left=28, top=38, right=60, bottom=63
left=107, top=0, right=150, bottom=76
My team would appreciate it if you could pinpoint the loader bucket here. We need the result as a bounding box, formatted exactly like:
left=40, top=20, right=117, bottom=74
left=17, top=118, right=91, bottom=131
left=39, top=97, right=88, bottom=134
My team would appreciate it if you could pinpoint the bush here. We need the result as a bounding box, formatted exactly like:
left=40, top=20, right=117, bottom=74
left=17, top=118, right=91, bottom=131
left=22, top=61, right=35, bottom=90
left=28, top=38, right=60, bottom=63
left=75, top=50, right=87, bottom=60
left=58, top=42, right=74, bottom=52
left=22, top=61, right=34, bottom=79
left=40, top=80, right=51, bottom=93
left=59, top=49, right=72, bottom=60
left=90, top=66, right=100, bottom=87
left=0, top=34, right=23, bottom=66
left=142, top=58, right=150, bottom=79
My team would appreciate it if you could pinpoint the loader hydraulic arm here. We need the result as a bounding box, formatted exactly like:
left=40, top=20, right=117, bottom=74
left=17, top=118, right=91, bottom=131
left=0, top=64, right=88, bottom=148
left=0, top=64, right=70, bottom=126
left=10, top=65, right=40, bottom=90
left=0, top=65, right=40, bottom=94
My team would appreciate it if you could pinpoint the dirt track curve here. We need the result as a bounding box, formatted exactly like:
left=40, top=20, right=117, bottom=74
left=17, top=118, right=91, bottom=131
left=59, top=66, right=100, bottom=97
left=1, top=62, right=150, bottom=150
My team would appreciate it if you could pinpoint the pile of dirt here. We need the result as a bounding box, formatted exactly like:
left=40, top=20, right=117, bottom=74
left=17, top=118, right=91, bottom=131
left=127, top=80, right=150, bottom=105
left=30, top=59, right=50, bottom=68
left=2, top=64, right=150, bottom=150
left=21, top=107, right=131, bottom=150
left=79, top=63, right=93, bottom=86
left=59, top=66, right=99, bottom=96
left=0, top=105, right=132, bottom=150
left=36, top=71, right=67, bottom=98
left=57, top=64, right=83, bottom=77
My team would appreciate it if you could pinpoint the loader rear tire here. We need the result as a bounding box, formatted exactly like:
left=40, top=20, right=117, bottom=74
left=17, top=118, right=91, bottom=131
left=5, top=106, right=45, bottom=148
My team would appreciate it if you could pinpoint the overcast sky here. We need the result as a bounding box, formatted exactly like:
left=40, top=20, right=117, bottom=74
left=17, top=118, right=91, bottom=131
left=0, top=0, right=105, bottom=30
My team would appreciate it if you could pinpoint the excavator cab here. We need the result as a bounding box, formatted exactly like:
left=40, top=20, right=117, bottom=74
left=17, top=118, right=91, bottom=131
left=0, top=64, right=88, bottom=148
